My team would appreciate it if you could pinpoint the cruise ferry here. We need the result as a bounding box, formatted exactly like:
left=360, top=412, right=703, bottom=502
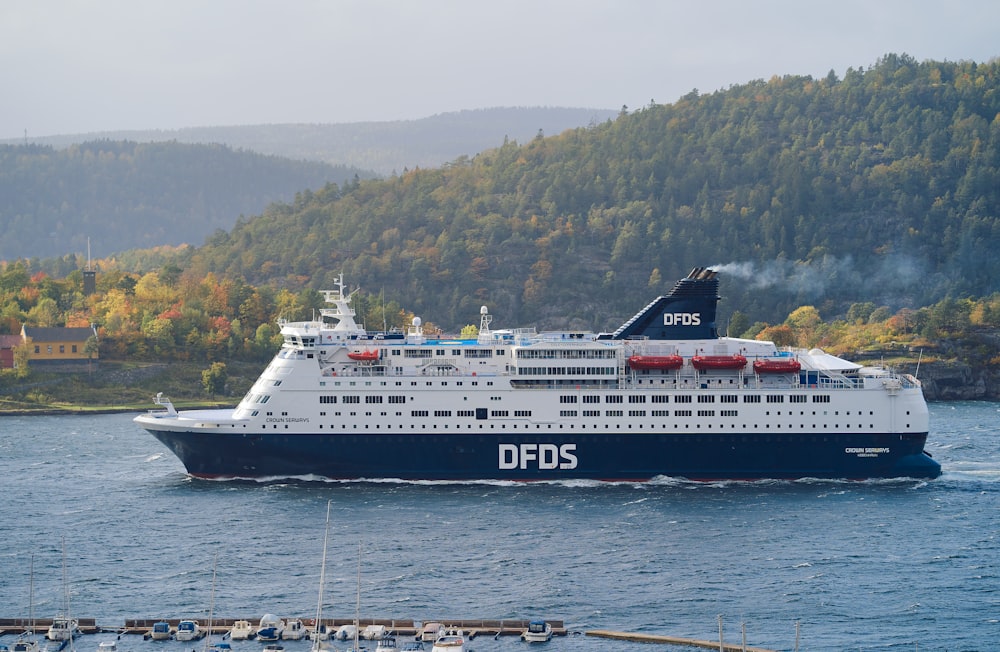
left=135, top=268, right=941, bottom=481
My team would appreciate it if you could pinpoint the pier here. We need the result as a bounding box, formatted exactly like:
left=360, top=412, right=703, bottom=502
left=0, top=618, right=565, bottom=640
left=1, top=619, right=784, bottom=649
left=0, top=618, right=100, bottom=636
left=587, top=629, right=778, bottom=651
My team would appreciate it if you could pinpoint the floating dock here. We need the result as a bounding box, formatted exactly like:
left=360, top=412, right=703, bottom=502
left=0, top=619, right=99, bottom=636
left=123, top=618, right=566, bottom=639
left=587, top=629, right=777, bottom=651
left=1, top=619, right=782, bottom=649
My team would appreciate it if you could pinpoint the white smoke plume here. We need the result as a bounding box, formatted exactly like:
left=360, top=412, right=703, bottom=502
left=709, top=255, right=926, bottom=304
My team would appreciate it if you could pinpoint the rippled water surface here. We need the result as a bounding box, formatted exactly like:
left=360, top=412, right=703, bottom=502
left=1, top=402, right=998, bottom=651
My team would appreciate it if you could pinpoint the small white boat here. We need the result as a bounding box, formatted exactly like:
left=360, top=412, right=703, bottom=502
left=175, top=620, right=202, bottom=642
left=96, top=641, right=118, bottom=652
left=229, top=620, right=255, bottom=640
left=281, top=619, right=307, bottom=641
left=334, top=624, right=357, bottom=641
left=309, top=622, right=332, bottom=641
left=256, top=615, right=285, bottom=642
left=420, top=623, right=445, bottom=643
left=362, top=624, right=387, bottom=640
left=375, top=635, right=397, bottom=652
left=149, top=622, right=171, bottom=641
left=12, top=639, right=40, bottom=652
left=430, top=630, right=466, bottom=652
left=47, top=617, right=79, bottom=642
left=521, top=620, right=552, bottom=643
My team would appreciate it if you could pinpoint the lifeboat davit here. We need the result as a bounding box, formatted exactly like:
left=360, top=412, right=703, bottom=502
left=753, top=358, right=801, bottom=374
left=628, top=354, right=684, bottom=370
left=691, top=354, right=747, bottom=371
left=347, top=349, right=379, bottom=362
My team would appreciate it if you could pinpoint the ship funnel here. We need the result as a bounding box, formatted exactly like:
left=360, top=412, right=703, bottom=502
left=602, top=267, right=721, bottom=340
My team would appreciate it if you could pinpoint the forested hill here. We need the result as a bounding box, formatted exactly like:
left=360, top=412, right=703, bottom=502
left=183, top=55, right=1000, bottom=332
left=0, top=140, right=373, bottom=261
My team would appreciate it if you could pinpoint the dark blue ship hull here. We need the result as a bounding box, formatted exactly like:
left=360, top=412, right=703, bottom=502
left=147, top=429, right=941, bottom=481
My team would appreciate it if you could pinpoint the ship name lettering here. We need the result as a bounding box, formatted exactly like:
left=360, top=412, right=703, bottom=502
left=498, top=443, right=578, bottom=470
left=663, top=312, right=701, bottom=326
left=845, top=447, right=890, bottom=456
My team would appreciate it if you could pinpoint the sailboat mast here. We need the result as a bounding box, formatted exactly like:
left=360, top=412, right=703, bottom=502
left=63, top=538, right=74, bottom=652
left=354, top=542, right=361, bottom=652
left=204, top=554, right=217, bottom=652
left=312, top=500, right=332, bottom=652
left=29, top=554, right=35, bottom=638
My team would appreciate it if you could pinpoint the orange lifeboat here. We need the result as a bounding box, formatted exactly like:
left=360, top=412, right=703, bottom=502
left=347, top=349, right=379, bottom=362
left=691, top=354, right=747, bottom=371
left=628, top=354, right=684, bottom=370
left=753, top=358, right=801, bottom=374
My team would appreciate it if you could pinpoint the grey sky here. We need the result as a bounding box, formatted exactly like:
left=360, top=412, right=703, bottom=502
left=1, top=0, right=997, bottom=140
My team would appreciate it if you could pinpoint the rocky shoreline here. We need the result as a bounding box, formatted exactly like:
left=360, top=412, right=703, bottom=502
left=912, top=360, right=1000, bottom=401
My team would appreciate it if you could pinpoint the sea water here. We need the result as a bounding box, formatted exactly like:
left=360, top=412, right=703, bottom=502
left=0, top=402, right=997, bottom=651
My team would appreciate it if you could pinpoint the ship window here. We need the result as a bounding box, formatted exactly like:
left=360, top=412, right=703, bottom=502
left=465, top=349, right=493, bottom=358
left=404, top=349, right=433, bottom=358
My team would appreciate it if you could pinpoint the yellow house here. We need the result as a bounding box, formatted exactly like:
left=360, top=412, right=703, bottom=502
left=20, top=325, right=99, bottom=369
